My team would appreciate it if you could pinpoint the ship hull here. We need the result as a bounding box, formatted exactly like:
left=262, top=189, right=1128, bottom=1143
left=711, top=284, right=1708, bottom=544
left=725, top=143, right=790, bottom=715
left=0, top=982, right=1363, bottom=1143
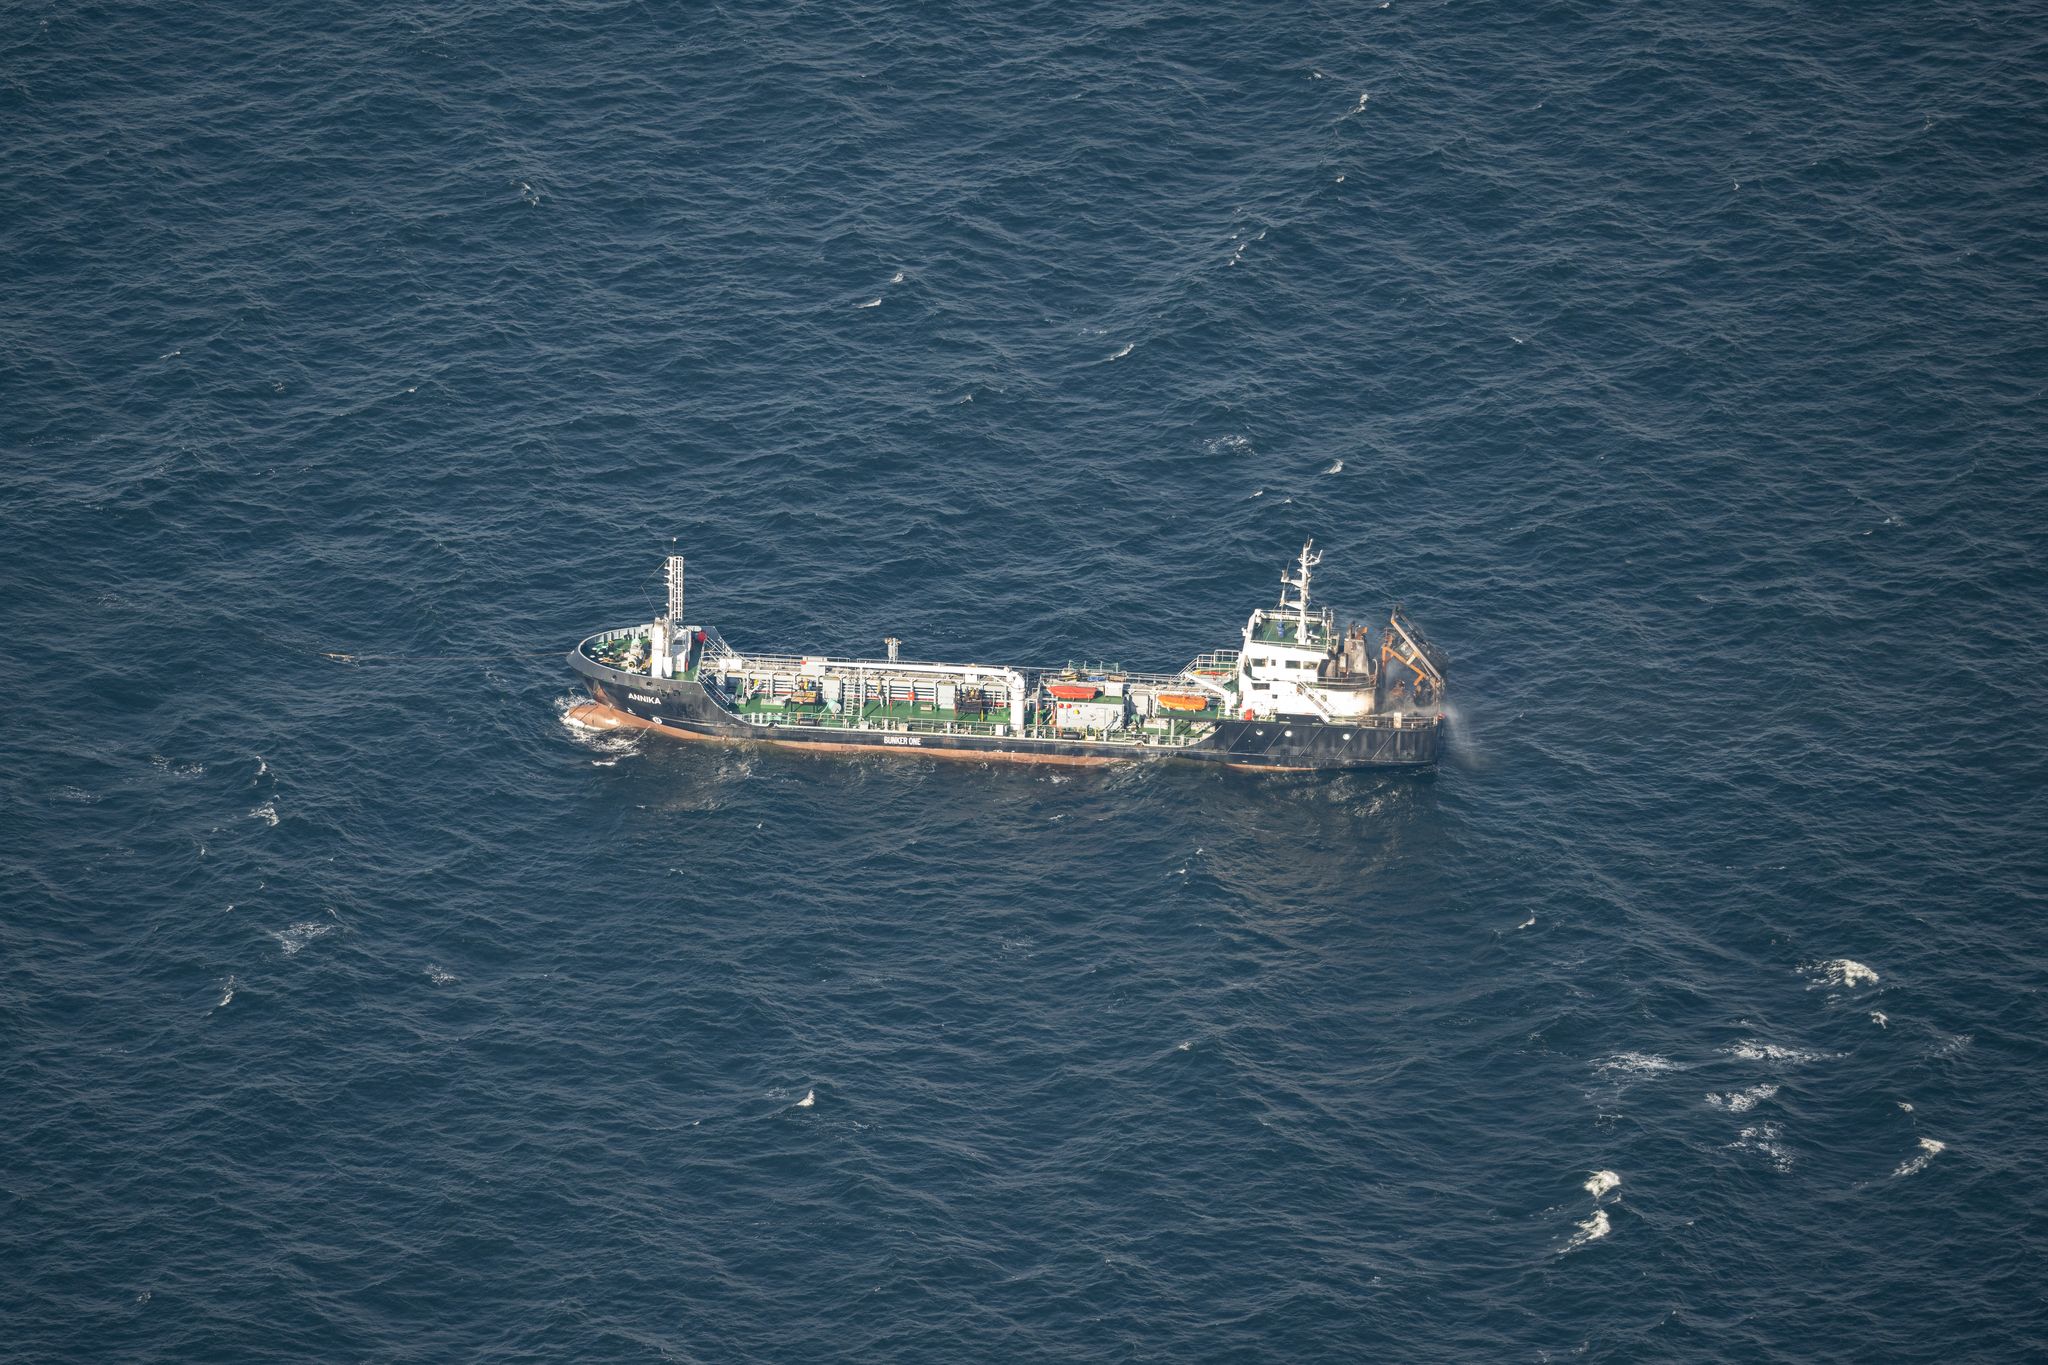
left=569, top=652, right=1441, bottom=772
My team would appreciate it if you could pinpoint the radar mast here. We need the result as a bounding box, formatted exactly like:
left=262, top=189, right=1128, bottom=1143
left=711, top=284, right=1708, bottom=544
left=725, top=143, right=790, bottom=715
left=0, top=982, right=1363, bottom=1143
left=1280, top=539, right=1322, bottom=644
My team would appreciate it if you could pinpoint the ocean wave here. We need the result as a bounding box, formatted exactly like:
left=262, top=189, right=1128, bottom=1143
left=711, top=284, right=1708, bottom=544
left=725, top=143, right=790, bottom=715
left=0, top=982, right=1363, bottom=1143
left=1893, top=1137, right=1945, bottom=1178
left=1928, top=1033, right=1974, bottom=1058
left=1561, top=1208, right=1610, bottom=1253
left=269, top=920, right=334, bottom=957
left=249, top=800, right=279, bottom=827
left=1595, top=1051, right=1680, bottom=1079
left=1705, top=1083, right=1778, bottom=1113
left=1724, top=1040, right=1834, bottom=1065
left=1729, top=1122, right=1794, bottom=1173
left=1804, top=959, right=1880, bottom=989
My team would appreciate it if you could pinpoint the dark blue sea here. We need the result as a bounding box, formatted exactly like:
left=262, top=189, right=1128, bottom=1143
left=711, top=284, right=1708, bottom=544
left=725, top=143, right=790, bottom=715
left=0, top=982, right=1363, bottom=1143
left=5, top=1, right=2046, bottom=1359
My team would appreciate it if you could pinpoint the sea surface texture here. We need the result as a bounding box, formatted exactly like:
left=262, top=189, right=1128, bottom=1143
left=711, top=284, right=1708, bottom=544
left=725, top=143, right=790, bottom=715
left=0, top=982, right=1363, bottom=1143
left=4, top=1, right=2046, bottom=1359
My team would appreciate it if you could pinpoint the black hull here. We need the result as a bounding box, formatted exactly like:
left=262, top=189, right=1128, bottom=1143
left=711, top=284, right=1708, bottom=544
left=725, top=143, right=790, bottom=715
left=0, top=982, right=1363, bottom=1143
left=569, top=652, right=1441, bottom=771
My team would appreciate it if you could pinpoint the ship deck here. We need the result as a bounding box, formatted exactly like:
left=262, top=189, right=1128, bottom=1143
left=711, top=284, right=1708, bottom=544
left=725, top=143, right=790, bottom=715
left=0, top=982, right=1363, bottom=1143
left=579, top=626, right=1337, bottom=752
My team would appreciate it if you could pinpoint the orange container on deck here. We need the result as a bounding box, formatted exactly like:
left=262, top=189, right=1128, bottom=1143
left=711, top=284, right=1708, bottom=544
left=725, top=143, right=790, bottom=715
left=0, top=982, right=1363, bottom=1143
left=1047, top=682, right=1101, bottom=701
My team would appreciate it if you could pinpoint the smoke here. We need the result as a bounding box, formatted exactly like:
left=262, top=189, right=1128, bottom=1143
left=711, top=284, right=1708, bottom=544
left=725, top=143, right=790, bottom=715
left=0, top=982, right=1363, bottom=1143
left=1437, top=699, right=1487, bottom=769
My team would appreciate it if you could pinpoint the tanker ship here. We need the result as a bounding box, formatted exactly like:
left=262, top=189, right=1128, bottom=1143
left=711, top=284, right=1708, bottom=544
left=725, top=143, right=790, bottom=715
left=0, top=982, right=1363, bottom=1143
left=566, top=541, right=1447, bottom=771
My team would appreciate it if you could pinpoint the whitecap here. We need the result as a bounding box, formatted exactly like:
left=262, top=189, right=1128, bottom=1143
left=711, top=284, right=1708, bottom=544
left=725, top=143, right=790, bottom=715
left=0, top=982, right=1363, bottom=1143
left=1870, top=1011, right=1888, bottom=1028
left=1353, top=92, right=1369, bottom=113
left=1729, top=1122, right=1793, bottom=1172
left=1516, top=913, right=1535, bottom=930
left=1594, top=1051, right=1679, bottom=1079
left=1561, top=1208, right=1609, bottom=1253
left=889, top=270, right=905, bottom=284
left=426, top=964, right=456, bottom=985
left=215, top=975, right=236, bottom=1009
left=249, top=801, right=279, bottom=827
left=796, top=1090, right=816, bottom=1108
left=1584, top=1169, right=1620, bottom=1199
left=1705, top=1083, right=1778, bottom=1113
left=1724, top=1040, right=1832, bottom=1065
left=1805, top=958, right=1880, bottom=989
left=1893, top=1137, right=1944, bottom=1178
left=856, top=297, right=881, bottom=309
left=1322, top=459, right=1344, bottom=475
left=1109, top=341, right=1134, bottom=361
left=269, top=920, right=334, bottom=957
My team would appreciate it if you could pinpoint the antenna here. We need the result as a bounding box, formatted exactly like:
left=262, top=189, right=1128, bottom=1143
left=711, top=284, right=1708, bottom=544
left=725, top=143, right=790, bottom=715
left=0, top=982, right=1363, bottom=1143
left=1281, top=538, right=1322, bottom=643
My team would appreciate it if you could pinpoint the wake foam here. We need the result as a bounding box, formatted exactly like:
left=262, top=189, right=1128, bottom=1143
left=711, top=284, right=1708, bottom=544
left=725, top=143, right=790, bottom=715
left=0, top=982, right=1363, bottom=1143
left=557, top=695, right=641, bottom=759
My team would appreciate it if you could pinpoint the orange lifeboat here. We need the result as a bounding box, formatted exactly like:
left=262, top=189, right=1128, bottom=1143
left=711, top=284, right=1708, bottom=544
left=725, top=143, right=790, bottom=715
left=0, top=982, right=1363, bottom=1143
left=1156, top=693, right=1210, bottom=713
left=1047, top=681, right=1101, bottom=701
